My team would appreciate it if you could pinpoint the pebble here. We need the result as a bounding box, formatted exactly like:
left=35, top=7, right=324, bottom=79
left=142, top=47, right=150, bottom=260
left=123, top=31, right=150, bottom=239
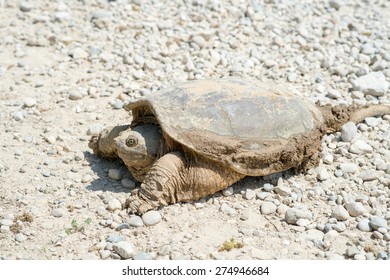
left=260, top=202, right=277, bottom=215
left=0, top=219, right=13, bottom=226
left=274, top=185, right=291, bottom=196
left=121, top=178, right=135, bottom=189
left=369, top=216, right=387, bottom=230
left=331, top=205, right=350, bottom=221
left=285, top=207, right=312, bottom=225
left=244, top=189, right=256, bottom=200
left=13, top=111, right=24, bottom=121
left=340, top=122, right=357, bottom=142
left=357, top=219, right=373, bottom=232
left=220, top=203, right=237, bottom=216
left=222, top=187, right=234, bottom=196
left=87, top=124, right=104, bottom=135
left=365, top=117, right=381, bottom=127
left=1, top=225, right=10, bottom=233
left=19, top=2, right=34, bottom=12
left=191, top=35, right=207, bottom=48
left=351, top=72, right=389, bottom=96
left=316, top=166, right=329, bottom=181
left=108, top=169, right=122, bottom=180
left=106, top=235, right=126, bottom=243
left=15, top=233, right=26, bottom=242
left=68, top=91, right=83, bottom=100
left=52, top=208, right=65, bottom=218
left=113, top=241, right=135, bottom=259
left=142, top=211, right=162, bottom=226
left=81, top=174, right=92, bottom=183
left=345, top=202, right=367, bottom=217
left=332, top=222, right=346, bottom=232
left=359, top=170, right=381, bottom=182
left=23, top=98, right=37, bottom=108
left=91, top=11, right=112, bottom=20
left=100, top=250, right=111, bottom=259
left=107, top=199, right=122, bottom=211
left=263, top=183, right=274, bottom=192
left=127, top=216, right=144, bottom=227
left=350, top=140, right=373, bottom=154
left=133, top=252, right=153, bottom=260
left=339, top=163, right=358, bottom=174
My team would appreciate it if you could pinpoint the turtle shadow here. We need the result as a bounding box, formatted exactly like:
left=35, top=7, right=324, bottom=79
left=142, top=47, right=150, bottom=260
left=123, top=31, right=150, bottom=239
left=84, top=151, right=137, bottom=194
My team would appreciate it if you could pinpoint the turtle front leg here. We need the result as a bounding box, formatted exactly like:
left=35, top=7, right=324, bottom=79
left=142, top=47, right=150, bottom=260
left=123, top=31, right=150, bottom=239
left=89, top=125, right=130, bottom=159
left=124, top=151, right=244, bottom=214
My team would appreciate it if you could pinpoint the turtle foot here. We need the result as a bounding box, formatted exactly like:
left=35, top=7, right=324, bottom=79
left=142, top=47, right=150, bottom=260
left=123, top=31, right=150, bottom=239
left=124, top=190, right=155, bottom=215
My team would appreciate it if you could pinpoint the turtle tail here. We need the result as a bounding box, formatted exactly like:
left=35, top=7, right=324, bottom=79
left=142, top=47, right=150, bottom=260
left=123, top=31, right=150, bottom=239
left=318, top=104, right=390, bottom=134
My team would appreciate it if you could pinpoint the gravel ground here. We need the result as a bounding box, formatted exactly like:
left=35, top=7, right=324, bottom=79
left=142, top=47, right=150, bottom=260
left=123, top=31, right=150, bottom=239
left=1, top=0, right=390, bottom=260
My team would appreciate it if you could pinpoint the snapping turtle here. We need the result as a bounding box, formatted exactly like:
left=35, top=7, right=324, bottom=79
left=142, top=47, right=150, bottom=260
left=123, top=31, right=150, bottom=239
left=89, top=78, right=390, bottom=214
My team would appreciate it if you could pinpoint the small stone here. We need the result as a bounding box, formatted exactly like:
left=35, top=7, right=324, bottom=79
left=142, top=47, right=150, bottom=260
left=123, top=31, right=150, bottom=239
left=222, top=187, right=233, bottom=196
left=285, top=207, right=312, bottom=225
left=341, top=122, right=357, bottom=142
left=23, top=98, right=37, bottom=108
left=55, top=11, right=71, bottom=21
left=52, top=208, right=65, bottom=218
left=13, top=111, right=24, bottom=121
left=1, top=225, right=10, bottom=233
left=19, top=2, right=34, bottom=12
left=107, top=199, right=122, bottom=211
left=323, top=154, right=334, bottom=164
left=133, top=252, right=153, bottom=260
left=274, top=185, right=291, bottom=196
left=142, top=211, right=161, bottom=226
left=357, top=219, right=373, bottom=232
left=82, top=174, right=92, bottom=183
left=244, top=189, right=255, bottom=200
left=191, top=35, right=207, bottom=48
left=100, top=250, right=111, bottom=259
left=345, top=201, right=367, bottom=217
left=127, top=216, right=144, bottom=227
left=351, top=72, right=389, bottom=97
left=220, top=203, right=237, bottom=216
left=116, top=223, right=130, bottom=231
left=358, top=170, right=380, bottom=181
left=331, top=205, right=350, bottom=221
left=365, top=117, right=381, bottom=127
left=113, top=241, right=135, bottom=259
left=332, top=222, right=346, bottom=232
left=263, top=183, right=274, bottom=192
left=329, top=0, right=343, bottom=9
left=87, top=124, right=104, bottom=135
left=69, top=91, right=83, bottom=100
left=91, top=11, right=112, bottom=20
left=339, top=163, right=358, bottom=174
left=15, top=233, right=26, bottom=242
left=369, top=216, right=387, bottom=230
left=350, top=140, right=373, bottom=154
left=323, top=230, right=338, bottom=242
left=106, top=235, right=126, bottom=243
left=316, top=166, right=329, bottom=181
left=346, top=246, right=360, bottom=257
left=1, top=219, right=13, bottom=226
left=354, top=254, right=366, bottom=260
left=372, top=231, right=383, bottom=239
left=260, top=202, right=277, bottom=215
left=256, top=192, right=269, bottom=200
left=296, top=218, right=310, bottom=227
left=302, top=229, right=324, bottom=241
left=108, top=169, right=121, bottom=180
left=121, top=178, right=135, bottom=189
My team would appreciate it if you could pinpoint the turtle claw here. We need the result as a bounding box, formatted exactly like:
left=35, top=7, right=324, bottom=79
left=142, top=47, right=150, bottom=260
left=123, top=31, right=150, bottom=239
left=124, top=190, right=154, bottom=215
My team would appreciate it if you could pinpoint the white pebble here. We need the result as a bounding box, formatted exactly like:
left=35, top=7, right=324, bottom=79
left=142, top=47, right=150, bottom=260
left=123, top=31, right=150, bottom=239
left=142, top=211, right=162, bottom=226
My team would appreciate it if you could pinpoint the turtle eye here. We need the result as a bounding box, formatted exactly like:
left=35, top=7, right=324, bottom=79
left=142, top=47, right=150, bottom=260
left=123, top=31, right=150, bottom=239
left=126, top=137, right=138, bottom=147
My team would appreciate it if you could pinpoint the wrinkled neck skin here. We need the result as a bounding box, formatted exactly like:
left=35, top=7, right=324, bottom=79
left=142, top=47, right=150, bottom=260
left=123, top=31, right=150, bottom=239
left=115, top=124, right=162, bottom=182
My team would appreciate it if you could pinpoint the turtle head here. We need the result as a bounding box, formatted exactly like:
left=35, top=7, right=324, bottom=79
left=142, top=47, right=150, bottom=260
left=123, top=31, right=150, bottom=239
left=115, top=124, right=162, bottom=176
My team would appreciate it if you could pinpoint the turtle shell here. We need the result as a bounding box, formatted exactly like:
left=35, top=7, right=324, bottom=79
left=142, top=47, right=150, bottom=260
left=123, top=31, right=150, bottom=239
left=126, top=78, right=324, bottom=176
